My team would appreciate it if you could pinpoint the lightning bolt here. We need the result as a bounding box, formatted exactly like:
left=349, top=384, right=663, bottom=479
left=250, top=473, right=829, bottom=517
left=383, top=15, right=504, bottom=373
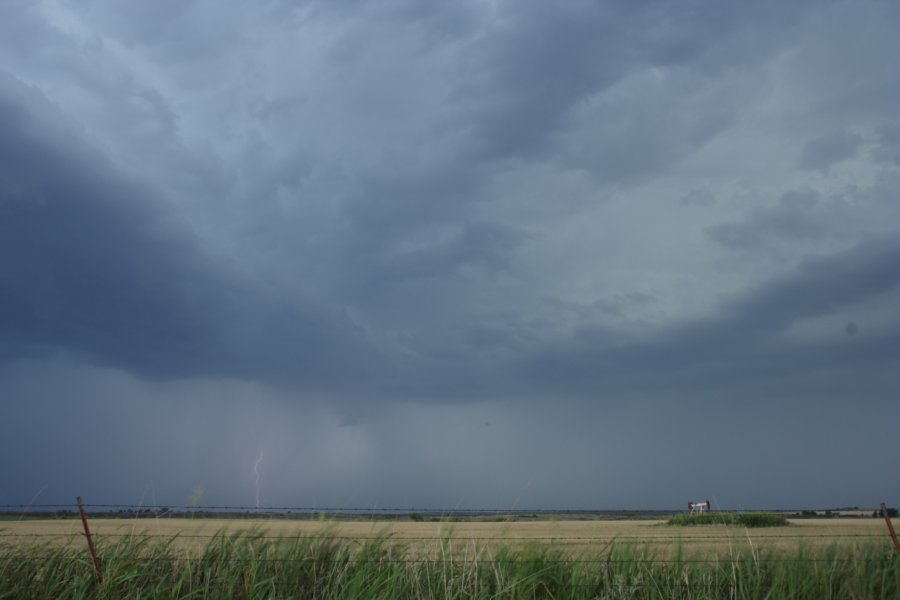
left=253, top=449, right=264, bottom=511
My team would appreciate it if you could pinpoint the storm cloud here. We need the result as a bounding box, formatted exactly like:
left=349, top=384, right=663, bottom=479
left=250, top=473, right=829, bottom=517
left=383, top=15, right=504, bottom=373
left=1, top=0, right=899, bottom=509
left=0, top=72, right=378, bottom=386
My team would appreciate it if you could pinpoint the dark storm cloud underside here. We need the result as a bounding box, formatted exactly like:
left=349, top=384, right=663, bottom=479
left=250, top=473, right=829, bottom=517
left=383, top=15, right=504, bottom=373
left=524, top=236, right=900, bottom=398
left=328, top=0, right=816, bottom=286
left=0, top=72, right=375, bottom=384
left=1, top=0, right=899, bottom=405
left=3, top=67, right=900, bottom=400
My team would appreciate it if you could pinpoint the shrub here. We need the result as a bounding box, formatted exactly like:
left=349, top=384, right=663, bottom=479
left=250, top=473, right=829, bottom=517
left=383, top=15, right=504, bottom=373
left=668, top=511, right=788, bottom=527
left=738, top=512, right=788, bottom=527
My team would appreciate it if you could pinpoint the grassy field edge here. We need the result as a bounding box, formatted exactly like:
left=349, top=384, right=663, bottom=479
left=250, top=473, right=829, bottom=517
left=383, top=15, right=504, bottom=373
left=2, top=531, right=899, bottom=599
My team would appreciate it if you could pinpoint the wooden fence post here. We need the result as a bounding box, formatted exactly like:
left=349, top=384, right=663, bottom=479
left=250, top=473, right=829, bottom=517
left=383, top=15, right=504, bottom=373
left=76, top=496, right=103, bottom=583
left=881, top=502, right=900, bottom=552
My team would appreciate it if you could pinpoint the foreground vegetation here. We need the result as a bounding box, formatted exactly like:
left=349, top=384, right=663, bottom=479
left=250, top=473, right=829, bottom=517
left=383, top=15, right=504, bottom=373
left=667, top=511, right=788, bottom=527
left=2, top=531, right=898, bottom=599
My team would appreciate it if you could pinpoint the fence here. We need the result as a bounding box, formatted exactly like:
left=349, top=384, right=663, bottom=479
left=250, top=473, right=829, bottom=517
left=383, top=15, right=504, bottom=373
left=2, top=501, right=896, bottom=555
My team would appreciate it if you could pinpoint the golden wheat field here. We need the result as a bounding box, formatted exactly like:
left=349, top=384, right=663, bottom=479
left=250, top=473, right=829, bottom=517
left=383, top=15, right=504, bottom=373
left=2, top=518, right=894, bottom=558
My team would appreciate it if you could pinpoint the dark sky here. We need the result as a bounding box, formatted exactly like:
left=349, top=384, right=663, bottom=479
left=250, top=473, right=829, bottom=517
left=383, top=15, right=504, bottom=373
left=2, top=0, right=899, bottom=510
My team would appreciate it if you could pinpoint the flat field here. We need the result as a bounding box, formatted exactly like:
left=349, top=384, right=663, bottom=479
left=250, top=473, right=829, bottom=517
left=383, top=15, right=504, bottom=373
left=2, top=517, right=893, bottom=557
left=3, top=518, right=899, bottom=598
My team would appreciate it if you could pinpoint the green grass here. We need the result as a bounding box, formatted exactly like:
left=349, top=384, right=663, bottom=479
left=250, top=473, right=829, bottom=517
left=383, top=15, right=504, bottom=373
left=1, top=531, right=897, bottom=599
left=667, top=511, right=788, bottom=527
left=737, top=512, right=789, bottom=527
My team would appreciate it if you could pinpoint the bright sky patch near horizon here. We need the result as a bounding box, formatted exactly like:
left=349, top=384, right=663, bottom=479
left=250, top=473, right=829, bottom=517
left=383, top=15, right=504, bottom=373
left=1, top=0, right=898, bottom=510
